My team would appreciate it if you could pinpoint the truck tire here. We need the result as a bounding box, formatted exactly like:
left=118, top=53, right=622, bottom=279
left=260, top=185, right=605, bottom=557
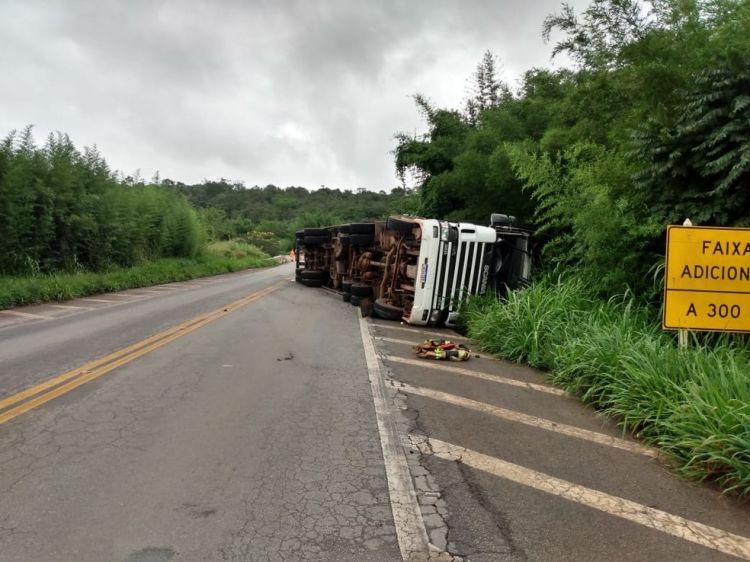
left=304, top=235, right=328, bottom=246
left=301, top=269, right=327, bottom=280
left=301, top=277, right=326, bottom=287
left=342, top=292, right=351, bottom=302
left=350, top=294, right=363, bottom=306
left=349, top=223, right=375, bottom=235
left=304, top=228, right=328, bottom=237
left=341, top=279, right=352, bottom=293
left=373, top=298, right=403, bottom=321
left=350, top=233, right=374, bottom=246
left=350, top=282, right=373, bottom=297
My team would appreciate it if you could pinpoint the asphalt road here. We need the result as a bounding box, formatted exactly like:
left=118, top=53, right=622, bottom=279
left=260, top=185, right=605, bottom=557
left=1, top=263, right=749, bottom=561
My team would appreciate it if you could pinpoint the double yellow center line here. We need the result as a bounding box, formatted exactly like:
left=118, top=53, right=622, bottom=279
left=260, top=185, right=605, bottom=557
left=0, top=281, right=283, bottom=425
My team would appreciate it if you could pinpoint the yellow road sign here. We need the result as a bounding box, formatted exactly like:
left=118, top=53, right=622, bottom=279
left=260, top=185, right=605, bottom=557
left=664, top=225, right=750, bottom=332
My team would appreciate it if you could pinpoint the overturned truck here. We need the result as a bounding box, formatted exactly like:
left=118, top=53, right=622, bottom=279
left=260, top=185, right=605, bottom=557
left=295, top=214, right=532, bottom=327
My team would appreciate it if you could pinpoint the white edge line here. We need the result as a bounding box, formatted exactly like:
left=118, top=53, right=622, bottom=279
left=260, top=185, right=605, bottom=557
left=359, top=313, right=431, bottom=560
left=49, top=305, right=94, bottom=311
left=430, top=439, right=750, bottom=561
left=385, top=355, right=566, bottom=397
left=81, top=298, right=120, bottom=303
left=127, top=289, right=166, bottom=294
left=0, top=310, right=49, bottom=320
left=401, top=382, right=657, bottom=458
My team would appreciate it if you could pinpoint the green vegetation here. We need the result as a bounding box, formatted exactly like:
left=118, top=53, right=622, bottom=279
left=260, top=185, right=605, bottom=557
left=0, top=248, right=273, bottom=309
left=395, top=0, right=750, bottom=297
left=464, top=279, right=750, bottom=496
left=0, top=127, right=206, bottom=275
left=168, top=181, right=417, bottom=251
left=0, top=128, right=280, bottom=308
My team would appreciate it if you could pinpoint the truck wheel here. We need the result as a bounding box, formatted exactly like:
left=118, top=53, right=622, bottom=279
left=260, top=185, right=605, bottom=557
left=350, top=295, right=363, bottom=306
left=301, top=269, right=328, bottom=280
left=350, top=282, right=373, bottom=297
left=373, top=298, right=403, bottom=321
left=304, top=235, right=329, bottom=246
left=301, top=277, right=326, bottom=287
left=350, top=233, right=374, bottom=246
left=304, top=228, right=328, bottom=237
left=349, top=223, right=375, bottom=235
left=342, top=292, right=351, bottom=302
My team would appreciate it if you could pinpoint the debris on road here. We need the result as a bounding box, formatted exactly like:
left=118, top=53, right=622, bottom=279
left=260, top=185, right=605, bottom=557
left=414, top=339, right=471, bottom=361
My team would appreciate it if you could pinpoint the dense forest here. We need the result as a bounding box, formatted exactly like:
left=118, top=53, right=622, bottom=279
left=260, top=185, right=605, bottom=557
left=395, top=0, right=750, bottom=297
left=165, top=180, right=416, bottom=253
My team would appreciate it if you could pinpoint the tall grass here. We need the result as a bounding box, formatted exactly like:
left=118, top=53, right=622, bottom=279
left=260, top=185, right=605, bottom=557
left=0, top=241, right=273, bottom=309
left=464, top=277, right=750, bottom=497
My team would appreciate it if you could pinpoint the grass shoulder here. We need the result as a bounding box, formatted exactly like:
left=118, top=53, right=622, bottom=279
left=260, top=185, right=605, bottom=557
left=0, top=240, right=276, bottom=310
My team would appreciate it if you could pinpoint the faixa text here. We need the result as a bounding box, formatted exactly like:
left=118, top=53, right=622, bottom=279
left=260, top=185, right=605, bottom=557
left=702, top=240, right=750, bottom=255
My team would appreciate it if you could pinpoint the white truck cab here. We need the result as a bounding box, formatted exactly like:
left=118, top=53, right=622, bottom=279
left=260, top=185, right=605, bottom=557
left=407, top=219, right=497, bottom=326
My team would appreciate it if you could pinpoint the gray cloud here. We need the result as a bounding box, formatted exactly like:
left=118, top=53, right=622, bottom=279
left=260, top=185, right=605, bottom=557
left=0, top=0, right=587, bottom=190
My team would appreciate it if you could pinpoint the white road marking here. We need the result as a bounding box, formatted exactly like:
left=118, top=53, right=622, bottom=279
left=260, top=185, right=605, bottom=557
left=0, top=310, right=49, bottom=320
left=123, top=290, right=163, bottom=295
left=358, top=312, right=431, bottom=560
left=429, top=439, right=750, bottom=560
left=400, top=383, right=657, bottom=458
left=81, top=298, right=120, bottom=303
left=49, top=304, right=94, bottom=311
left=385, top=355, right=567, bottom=397
left=375, top=336, right=496, bottom=360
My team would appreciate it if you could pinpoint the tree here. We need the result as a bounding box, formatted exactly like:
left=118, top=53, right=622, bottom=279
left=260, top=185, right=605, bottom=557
left=464, top=50, right=511, bottom=124
left=543, top=0, right=650, bottom=69
left=633, top=53, right=750, bottom=226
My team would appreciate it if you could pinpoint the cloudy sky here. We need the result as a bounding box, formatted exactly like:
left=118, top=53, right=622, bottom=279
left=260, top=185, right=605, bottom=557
left=0, top=0, right=587, bottom=191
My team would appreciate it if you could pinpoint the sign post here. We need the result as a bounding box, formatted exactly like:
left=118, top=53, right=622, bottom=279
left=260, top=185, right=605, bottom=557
left=677, top=219, right=692, bottom=350
left=664, top=224, right=750, bottom=335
